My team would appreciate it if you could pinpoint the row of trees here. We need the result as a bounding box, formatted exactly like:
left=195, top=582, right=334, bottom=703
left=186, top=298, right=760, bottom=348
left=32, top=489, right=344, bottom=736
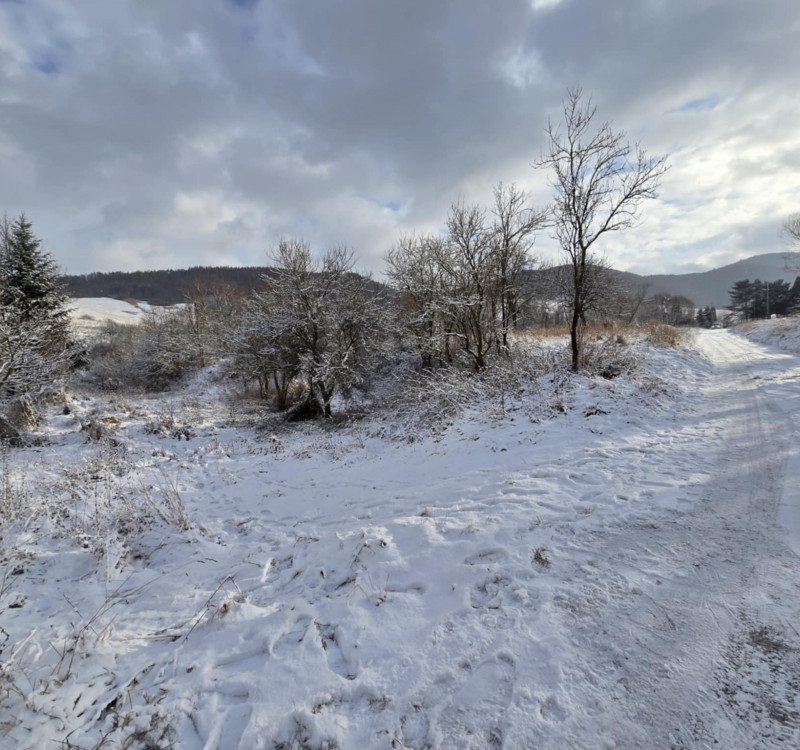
left=62, top=265, right=274, bottom=306
left=83, top=87, right=671, bottom=421
left=695, top=306, right=718, bottom=328
left=728, top=277, right=800, bottom=320
left=3, top=89, right=677, bottom=426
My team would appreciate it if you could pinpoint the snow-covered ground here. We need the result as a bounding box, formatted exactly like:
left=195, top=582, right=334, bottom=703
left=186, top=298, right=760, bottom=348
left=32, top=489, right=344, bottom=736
left=67, top=297, right=148, bottom=330
left=67, top=297, right=184, bottom=335
left=2, top=323, right=799, bottom=748
left=735, top=316, right=800, bottom=356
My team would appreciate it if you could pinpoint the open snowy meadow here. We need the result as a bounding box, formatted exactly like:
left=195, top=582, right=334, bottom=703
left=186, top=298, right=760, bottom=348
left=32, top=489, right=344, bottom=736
left=2, top=309, right=799, bottom=749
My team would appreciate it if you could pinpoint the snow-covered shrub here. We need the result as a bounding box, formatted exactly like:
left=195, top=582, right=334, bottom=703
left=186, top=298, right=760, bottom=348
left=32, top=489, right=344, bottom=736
left=234, top=239, right=394, bottom=419
left=143, top=410, right=194, bottom=440
left=135, top=307, right=204, bottom=390
left=79, top=321, right=142, bottom=391
left=5, top=395, right=37, bottom=431
left=389, top=338, right=572, bottom=435
left=81, top=308, right=204, bottom=393
left=0, top=440, right=30, bottom=523
left=578, top=330, right=637, bottom=379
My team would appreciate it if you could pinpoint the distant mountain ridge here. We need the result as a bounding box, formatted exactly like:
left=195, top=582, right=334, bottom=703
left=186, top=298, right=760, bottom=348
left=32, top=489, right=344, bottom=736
left=61, top=252, right=800, bottom=309
left=633, top=252, right=800, bottom=308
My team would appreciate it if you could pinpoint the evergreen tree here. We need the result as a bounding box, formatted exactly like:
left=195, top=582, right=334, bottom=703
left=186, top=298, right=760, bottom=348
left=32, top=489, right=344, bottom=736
left=764, top=279, right=791, bottom=317
left=696, top=305, right=717, bottom=328
left=0, top=213, right=73, bottom=423
left=728, top=278, right=792, bottom=319
left=1, top=214, right=70, bottom=324
left=789, top=277, right=800, bottom=314
left=729, top=279, right=755, bottom=319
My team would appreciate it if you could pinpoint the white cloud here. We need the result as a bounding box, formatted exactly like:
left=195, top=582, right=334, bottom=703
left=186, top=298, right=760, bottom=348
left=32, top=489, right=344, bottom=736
left=0, top=0, right=798, bottom=278
left=531, top=0, right=565, bottom=11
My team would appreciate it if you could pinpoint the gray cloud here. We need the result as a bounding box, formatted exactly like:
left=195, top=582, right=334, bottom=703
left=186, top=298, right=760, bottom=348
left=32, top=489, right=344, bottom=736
left=0, top=0, right=798, bottom=277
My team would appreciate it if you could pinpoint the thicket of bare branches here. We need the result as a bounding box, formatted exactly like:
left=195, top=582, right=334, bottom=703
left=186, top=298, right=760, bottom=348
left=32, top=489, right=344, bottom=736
left=386, top=183, right=546, bottom=371
left=83, top=283, right=246, bottom=393
left=234, top=239, right=392, bottom=419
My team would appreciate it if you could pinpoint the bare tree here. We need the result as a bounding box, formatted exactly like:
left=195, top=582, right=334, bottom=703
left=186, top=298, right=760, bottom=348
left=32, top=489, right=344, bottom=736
left=490, top=183, right=547, bottom=351
left=442, top=202, right=496, bottom=370
left=622, top=281, right=652, bottom=324
left=386, top=191, right=545, bottom=369
left=536, top=89, right=668, bottom=370
left=782, top=212, right=800, bottom=275
left=385, top=233, right=451, bottom=368
left=181, top=279, right=247, bottom=368
left=782, top=212, right=800, bottom=246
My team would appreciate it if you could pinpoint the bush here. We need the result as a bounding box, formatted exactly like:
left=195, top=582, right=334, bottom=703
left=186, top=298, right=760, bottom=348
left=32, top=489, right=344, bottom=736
left=81, top=308, right=204, bottom=393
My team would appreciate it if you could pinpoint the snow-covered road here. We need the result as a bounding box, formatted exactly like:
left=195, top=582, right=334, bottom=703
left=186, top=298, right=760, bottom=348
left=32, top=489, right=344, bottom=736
left=566, top=329, right=800, bottom=748
left=2, top=328, right=800, bottom=748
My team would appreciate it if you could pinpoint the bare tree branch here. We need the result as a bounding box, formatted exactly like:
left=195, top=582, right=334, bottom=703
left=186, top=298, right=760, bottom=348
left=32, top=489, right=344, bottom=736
left=782, top=212, right=800, bottom=246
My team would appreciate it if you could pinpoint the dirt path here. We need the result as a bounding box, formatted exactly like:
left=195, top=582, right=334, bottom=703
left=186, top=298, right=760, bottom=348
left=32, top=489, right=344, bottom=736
left=557, top=330, right=800, bottom=748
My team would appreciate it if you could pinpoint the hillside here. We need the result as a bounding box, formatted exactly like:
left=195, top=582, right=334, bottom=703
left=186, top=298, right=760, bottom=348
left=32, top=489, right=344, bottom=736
left=61, top=266, right=275, bottom=306
left=61, top=252, right=800, bottom=309
left=639, top=252, right=800, bottom=308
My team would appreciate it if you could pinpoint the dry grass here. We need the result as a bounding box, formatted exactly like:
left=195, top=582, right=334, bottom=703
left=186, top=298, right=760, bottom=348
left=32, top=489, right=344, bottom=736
left=515, top=324, right=570, bottom=341
left=532, top=547, right=551, bottom=567
left=639, top=323, right=688, bottom=348
left=519, top=322, right=688, bottom=349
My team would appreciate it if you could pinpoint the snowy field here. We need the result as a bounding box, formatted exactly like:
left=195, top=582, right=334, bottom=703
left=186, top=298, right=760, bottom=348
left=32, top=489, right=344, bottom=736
left=67, top=298, right=184, bottom=334
left=1, top=315, right=800, bottom=748
left=67, top=298, right=148, bottom=330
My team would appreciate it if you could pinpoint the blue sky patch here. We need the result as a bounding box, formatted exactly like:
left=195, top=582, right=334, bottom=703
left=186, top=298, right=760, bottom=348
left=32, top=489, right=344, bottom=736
left=361, top=196, right=402, bottom=212
left=678, top=95, right=719, bottom=112
left=33, top=51, right=61, bottom=76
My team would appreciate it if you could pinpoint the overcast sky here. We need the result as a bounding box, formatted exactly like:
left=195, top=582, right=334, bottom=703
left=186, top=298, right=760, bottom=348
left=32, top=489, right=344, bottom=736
left=1, top=0, right=798, bottom=278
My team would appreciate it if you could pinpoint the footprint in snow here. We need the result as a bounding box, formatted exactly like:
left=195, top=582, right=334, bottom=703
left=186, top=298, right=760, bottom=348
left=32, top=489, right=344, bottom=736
left=399, top=674, right=457, bottom=749
left=315, top=621, right=359, bottom=680
left=192, top=698, right=253, bottom=750
left=470, top=572, right=514, bottom=612
left=435, top=653, right=517, bottom=750
left=567, top=472, right=604, bottom=487
left=271, top=615, right=312, bottom=656
left=464, top=548, right=509, bottom=566
left=539, top=694, right=568, bottom=723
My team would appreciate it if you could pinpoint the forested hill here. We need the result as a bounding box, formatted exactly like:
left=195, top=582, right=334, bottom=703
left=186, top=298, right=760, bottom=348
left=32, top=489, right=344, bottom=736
left=61, top=252, right=800, bottom=308
left=60, top=266, right=277, bottom=305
